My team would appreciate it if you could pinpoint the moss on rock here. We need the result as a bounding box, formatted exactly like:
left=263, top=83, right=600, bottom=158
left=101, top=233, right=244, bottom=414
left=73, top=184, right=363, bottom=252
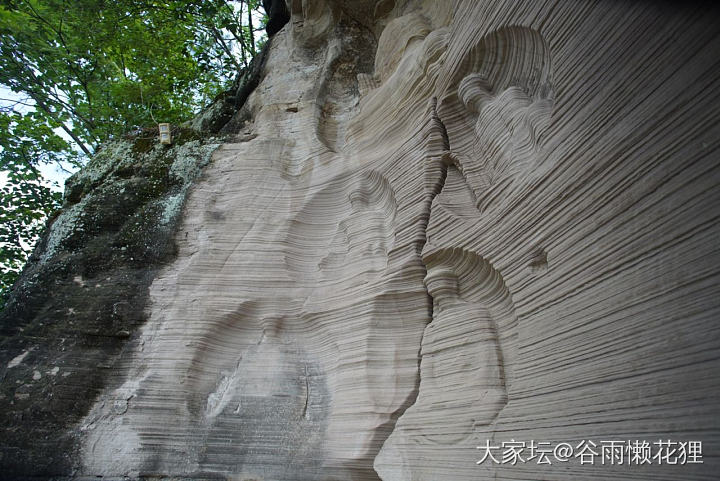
left=0, top=127, right=222, bottom=476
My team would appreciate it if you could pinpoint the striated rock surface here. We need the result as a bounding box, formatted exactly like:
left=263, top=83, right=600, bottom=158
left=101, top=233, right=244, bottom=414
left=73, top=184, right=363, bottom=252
left=2, top=1, right=720, bottom=480
left=0, top=128, right=223, bottom=477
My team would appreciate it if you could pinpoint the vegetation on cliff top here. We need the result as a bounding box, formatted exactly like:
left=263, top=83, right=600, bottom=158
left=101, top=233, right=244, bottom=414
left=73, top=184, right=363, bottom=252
left=0, top=0, right=267, bottom=309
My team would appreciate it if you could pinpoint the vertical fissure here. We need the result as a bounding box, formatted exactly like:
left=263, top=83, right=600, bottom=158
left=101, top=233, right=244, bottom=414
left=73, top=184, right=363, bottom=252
left=372, top=97, right=452, bottom=474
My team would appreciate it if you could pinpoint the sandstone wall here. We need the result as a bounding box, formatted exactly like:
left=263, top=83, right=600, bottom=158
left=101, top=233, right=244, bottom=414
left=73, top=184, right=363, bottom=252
left=2, top=1, right=720, bottom=480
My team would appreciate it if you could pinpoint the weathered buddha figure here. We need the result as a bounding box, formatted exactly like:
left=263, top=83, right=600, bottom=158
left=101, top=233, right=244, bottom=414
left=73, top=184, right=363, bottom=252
left=415, top=260, right=508, bottom=445
left=441, top=26, right=554, bottom=213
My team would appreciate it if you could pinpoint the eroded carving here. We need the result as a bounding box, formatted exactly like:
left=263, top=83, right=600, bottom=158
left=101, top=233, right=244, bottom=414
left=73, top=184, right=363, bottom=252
left=315, top=20, right=376, bottom=152
left=285, top=170, right=397, bottom=284
left=441, top=26, right=554, bottom=212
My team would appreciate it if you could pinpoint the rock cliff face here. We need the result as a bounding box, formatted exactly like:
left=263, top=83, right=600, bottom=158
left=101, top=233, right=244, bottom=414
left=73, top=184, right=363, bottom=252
left=2, top=1, right=720, bottom=480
